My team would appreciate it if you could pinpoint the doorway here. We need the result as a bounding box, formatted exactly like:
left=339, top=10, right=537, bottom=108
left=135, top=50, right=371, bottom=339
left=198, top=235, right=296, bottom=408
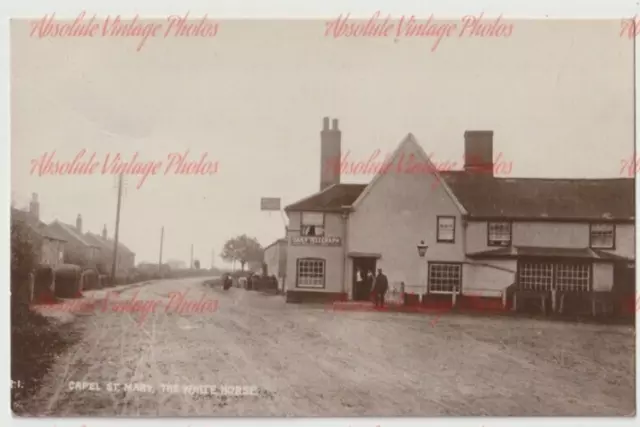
left=352, top=257, right=377, bottom=301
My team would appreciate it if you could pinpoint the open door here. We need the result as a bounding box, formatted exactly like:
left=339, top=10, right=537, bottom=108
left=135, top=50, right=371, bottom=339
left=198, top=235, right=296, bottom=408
left=352, top=257, right=377, bottom=301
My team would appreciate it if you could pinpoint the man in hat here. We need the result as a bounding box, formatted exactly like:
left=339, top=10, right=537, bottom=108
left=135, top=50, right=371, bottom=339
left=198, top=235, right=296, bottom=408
left=373, top=268, right=389, bottom=308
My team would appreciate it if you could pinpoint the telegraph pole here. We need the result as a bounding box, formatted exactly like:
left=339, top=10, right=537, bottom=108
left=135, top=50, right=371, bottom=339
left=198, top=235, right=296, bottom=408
left=110, top=173, right=123, bottom=283
left=159, top=226, right=164, bottom=274
left=190, top=244, right=194, bottom=269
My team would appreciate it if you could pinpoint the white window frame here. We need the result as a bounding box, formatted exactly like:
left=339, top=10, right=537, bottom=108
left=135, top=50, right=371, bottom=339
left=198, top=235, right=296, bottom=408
left=296, top=258, right=326, bottom=289
left=436, top=216, right=456, bottom=243
left=301, top=212, right=325, bottom=237
left=518, top=261, right=591, bottom=292
left=589, top=223, right=615, bottom=249
left=428, top=262, right=462, bottom=294
left=488, top=222, right=511, bottom=247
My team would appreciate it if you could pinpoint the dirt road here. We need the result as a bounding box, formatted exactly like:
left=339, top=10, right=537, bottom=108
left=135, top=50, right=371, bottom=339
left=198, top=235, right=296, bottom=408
left=19, top=277, right=635, bottom=416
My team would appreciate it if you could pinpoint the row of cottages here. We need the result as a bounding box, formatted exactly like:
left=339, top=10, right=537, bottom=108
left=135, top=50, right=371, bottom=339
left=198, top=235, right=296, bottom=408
left=281, top=117, right=635, bottom=308
left=16, top=193, right=136, bottom=279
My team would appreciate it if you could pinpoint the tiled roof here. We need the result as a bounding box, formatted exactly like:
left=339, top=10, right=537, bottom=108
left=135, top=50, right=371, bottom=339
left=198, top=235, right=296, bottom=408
left=11, top=208, right=67, bottom=241
left=51, top=221, right=99, bottom=248
left=440, top=172, right=635, bottom=221
left=284, top=184, right=368, bottom=212
left=85, top=232, right=135, bottom=255
left=285, top=174, right=634, bottom=221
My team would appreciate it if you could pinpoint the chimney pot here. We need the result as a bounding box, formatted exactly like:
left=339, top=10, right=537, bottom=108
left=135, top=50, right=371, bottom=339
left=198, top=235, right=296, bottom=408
left=464, top=130, right=494, bottom=177
left=76, top=214, right=83, bottom=233
left=29, top=193, right=40, bottom=220
left=320, top=117, right=342, bottom=191
left=102, top=224, right=107, bottom=239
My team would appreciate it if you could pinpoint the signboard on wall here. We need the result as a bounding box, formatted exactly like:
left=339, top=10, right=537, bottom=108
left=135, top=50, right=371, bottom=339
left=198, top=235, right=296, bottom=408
left=290, top=236, right=342, bottom=246
left=260, top=197, right=281, bottom=211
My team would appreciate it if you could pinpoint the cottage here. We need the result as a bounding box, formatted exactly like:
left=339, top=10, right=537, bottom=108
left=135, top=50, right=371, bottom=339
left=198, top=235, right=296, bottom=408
left=85, top=225, right=136, bottom=278
left=48, top=214, right=101, bottom=266
left=263, top=238, right=288, bottom=292
left=283, top=118, right=635, bottom=310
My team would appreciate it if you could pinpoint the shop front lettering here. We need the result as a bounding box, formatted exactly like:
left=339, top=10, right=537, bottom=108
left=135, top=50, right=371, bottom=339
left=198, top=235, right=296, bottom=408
left=290, top=236, right=342, bottom=246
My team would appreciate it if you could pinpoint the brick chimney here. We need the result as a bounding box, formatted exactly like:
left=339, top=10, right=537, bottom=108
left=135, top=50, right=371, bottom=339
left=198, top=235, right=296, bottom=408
left=29, top=193, right=40, bottom=220
left=320, top=117, right=342, bottom=191
left=464, top=130, right=494, bottom=176
left=76, top=214, right=83, bottom=233
left=102, top=224, right=107, bottom=239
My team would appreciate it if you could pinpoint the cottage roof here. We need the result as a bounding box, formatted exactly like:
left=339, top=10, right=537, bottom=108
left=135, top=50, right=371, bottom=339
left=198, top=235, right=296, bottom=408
left=11, top=208, right=67, bottom=241
left=50, top=221, right=100, bottom=248
left=440, top=172, right=634, bottom=221
left=85, top=231, right=135, bottom=255
left=284, top=184, right=367, bottom=212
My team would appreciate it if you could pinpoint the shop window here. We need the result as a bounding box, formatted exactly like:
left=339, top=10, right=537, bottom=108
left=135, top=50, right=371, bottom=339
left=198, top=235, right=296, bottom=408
left=519, top=262, right=554, bottom=291
left=428, top=263, right=462, bottom=293
left=518, top=262, right=590, bottom=292
left=555, top=263, right=590, bottom=292
left=590, top=224, right=615, bottom=249
left=488, top=222, right=511, bottom=246
left=296, top=258, right=325, bottom=288
left=301, top=212, right=325, bottom=237
left=436, top=216, right=455, bottom=243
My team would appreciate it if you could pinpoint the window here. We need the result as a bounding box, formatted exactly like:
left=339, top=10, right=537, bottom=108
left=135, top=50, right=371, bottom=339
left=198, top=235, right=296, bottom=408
left=555, top=263, right=590, bottom=292
left=301, top=212, right=325, bottom=237
left=436, top=216, right=455, bottom=243
left=518, top=262, right=590, bottom=292
left=519, top=262, right=554, bottom=291
left=590, top=224, right=615, bottom=249
left=428, top=263, right=462, bottom=293
left=488, top=222, right=511, bottom=246
left=296, top=258, right=325, bottom=288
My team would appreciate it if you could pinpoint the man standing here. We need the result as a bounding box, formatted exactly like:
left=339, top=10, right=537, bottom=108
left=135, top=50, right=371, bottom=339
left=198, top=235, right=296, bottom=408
left=373, top=268, right=389, bottom=308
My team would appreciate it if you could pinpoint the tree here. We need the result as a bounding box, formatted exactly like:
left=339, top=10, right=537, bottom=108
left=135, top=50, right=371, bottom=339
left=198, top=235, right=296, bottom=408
left=221, top=234, right=264, bottom=271
left=10, top=215, right=41, bottom=307
left=194, top=260, right=200, bottom=269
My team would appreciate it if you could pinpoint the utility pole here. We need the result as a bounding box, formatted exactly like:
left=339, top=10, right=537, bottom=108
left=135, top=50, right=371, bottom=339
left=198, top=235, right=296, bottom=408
left=211, top=248, right=215, bottom=269
left=190, top=244, right=194, bottom=269
left=159, top=226, right=164, bottom=274
left=110, top=173, right=123, bottom=283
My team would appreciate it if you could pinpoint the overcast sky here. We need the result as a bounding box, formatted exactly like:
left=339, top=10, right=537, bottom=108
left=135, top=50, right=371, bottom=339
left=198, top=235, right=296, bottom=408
left=10, top=18, right=634, bottom=266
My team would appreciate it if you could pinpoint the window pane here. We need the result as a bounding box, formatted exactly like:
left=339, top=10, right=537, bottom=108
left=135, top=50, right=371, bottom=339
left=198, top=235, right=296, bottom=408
left=590, top=224, right=614, bottom=248
left=438, top=217, right=455, bottom=241
left=297, top=259, right=325, bottom=288
left=301, top=225, right=324, bottom=237
left=556, top=263, right=590, bottom=292
left=519, top=262, right=554, bottom=291
left=488, top=222, right=511, bottom=245
left=301, top=212, right=324, bottom=226
left=428, top=263, right=462, bottom=293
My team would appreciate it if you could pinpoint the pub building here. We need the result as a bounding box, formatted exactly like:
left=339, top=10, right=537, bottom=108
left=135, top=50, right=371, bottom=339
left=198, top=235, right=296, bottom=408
left=283, top=117, right=635, bottom=313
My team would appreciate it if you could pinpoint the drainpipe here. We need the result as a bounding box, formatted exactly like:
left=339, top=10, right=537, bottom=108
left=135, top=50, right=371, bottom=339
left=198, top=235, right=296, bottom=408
left=341, top=206, right=350, bottom=298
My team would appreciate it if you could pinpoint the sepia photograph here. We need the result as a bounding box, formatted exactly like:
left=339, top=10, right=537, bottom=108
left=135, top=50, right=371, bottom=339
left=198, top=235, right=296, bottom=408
left=9, top=15, right=636, bottom=417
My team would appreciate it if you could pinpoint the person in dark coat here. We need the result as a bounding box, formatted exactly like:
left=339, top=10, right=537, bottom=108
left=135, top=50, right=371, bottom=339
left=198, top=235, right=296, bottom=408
left=373, top=268, right=389, bottom=308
